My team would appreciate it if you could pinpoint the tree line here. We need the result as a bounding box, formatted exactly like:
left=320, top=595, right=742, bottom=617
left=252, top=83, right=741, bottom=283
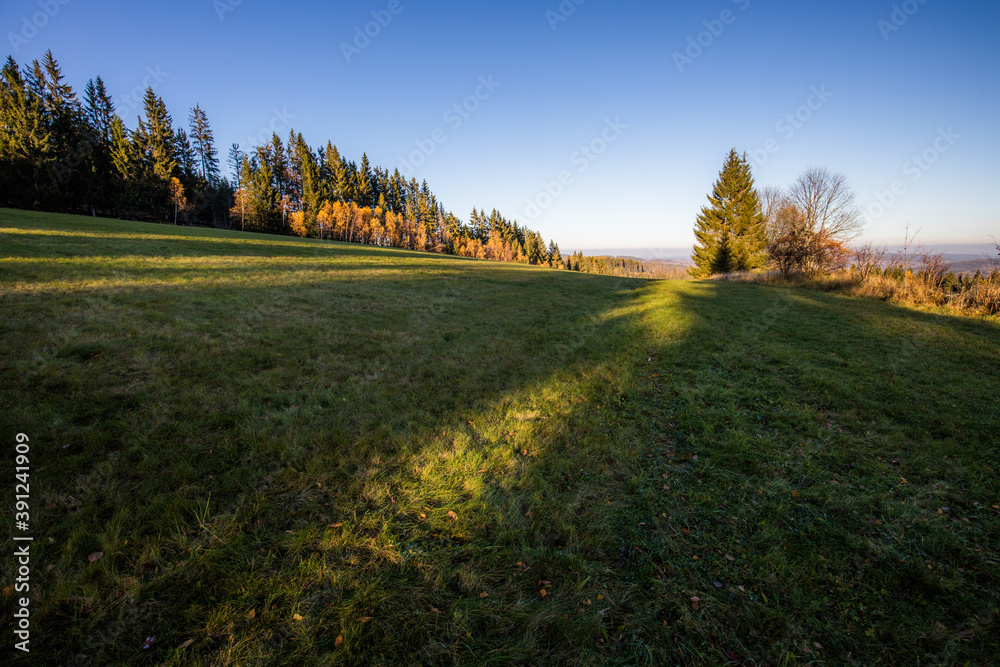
left=0, top=50, right=579, bottom=270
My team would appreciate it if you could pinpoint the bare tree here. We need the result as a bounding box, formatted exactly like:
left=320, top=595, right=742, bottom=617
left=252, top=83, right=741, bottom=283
left=768, top=203, right=811, bottom=279
left=853, top=242, right=888, bottom=281
left=787, top=167, right=865, bottom=243
left=919, top=252, right=951, bottom=289
left=891, top=222, right=922, bottom=274
left=759, top=186, right=787, bottom=231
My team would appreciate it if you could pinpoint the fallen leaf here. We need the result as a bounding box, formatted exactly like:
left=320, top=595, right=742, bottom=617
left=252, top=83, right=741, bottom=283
left=429, top=606, right=441, bottom=614
left=247, top=608, right=256, bottom=619
left=813, top=642, right=823, bottom=650
left=690, top=596, right=700, bottom=610
left=334, top=635, right=343, bottom=648
left=538, top=580, right=551, bottom=586
left=714, top=582, right=723, bottom=588
left=2, top=584, right=13, bottom=597
left=738, top=586, right=746, bottom=592
left=88, top=551, right=104, bottom=563
left=791, top=490, right=801, bottom=498
left=725, top=554, right=735, bottom=562
left=141, top=636, right=156, bottom=650
left=539, top=589, right=548, bottom=598
left=360, top=616, right=372, bottom=622
left=419, top=513, right=426, bottom=519
left=597, top=594, right=604, bottom=600
left=447, top=511, right=458, bottom=521
left=479, top=592, right=489, bottom=598
left=293, top=614, right=304, bottom=621
left=179, top=639, right=195, bottom=649
left=901, top=478, right=909, bottom=484
left=329, top=523, right=343, bottom=528
left=692, top=555, right=699, bottom=560
left=692, top=455, right=699, bottom=461
left=583, top=599, right=592, bottom=605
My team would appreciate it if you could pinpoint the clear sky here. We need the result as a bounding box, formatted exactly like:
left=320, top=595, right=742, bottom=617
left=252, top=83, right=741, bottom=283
left=4, top=0, right=999, bottom=254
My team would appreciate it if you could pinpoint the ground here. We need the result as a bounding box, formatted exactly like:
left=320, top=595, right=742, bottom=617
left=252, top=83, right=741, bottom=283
left=1, top=208, right=999, bottom=665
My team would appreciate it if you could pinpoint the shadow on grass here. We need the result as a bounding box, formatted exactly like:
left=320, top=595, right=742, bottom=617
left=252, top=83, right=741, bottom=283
left=0, top=244, right=667, bottom=665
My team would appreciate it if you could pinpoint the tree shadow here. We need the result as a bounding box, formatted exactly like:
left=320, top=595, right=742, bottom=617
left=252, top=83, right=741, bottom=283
left=2, top=242, right=667, bottom=665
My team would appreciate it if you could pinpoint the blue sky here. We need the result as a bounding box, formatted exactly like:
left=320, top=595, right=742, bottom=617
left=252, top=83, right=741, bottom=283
left=4, top=0, right=999, bottom=254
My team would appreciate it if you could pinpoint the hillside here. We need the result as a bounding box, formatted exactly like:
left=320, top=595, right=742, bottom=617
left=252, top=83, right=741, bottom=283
left=950, top=258, right=999, bottom=276
left=2, top=209, right=999, bottom=666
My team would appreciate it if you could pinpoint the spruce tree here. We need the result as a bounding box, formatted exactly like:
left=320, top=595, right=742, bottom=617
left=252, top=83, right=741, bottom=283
left=135, top=87, right=176, bottom=181
left=356, top=153, right=373, bottom=209
left=188, top=105, right=219, bottom=184
left=690, top=149, right=769, bottom=277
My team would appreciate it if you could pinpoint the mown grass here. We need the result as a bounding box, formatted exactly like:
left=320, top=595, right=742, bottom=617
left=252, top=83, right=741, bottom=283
left=1, top=207, right=999, bottom=666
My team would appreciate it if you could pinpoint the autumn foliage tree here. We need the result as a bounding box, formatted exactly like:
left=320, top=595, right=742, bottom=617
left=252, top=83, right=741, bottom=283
left=762, top=168, right=861, bottom=276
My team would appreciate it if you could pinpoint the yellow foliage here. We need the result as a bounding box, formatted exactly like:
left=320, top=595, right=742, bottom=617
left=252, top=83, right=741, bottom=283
left=288, top=211, right=309, bottom=237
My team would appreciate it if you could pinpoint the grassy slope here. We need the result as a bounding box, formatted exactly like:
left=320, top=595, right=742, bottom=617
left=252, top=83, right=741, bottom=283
left=1, top=208, right=999, bottom=666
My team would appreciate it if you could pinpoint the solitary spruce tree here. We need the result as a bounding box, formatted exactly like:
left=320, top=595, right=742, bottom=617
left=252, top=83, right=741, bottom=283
left=690, top=149, right=769, bottom=277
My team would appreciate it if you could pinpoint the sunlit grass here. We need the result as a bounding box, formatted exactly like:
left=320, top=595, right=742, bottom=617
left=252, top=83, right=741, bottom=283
left=1, top=208, right=998, bottom=665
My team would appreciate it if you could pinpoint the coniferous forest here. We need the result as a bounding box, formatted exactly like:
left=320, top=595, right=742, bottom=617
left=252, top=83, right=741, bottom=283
left=0, top=50, right=576, bottom=269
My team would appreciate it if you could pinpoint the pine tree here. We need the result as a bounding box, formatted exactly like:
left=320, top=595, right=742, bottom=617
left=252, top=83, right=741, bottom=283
left=174, top=128, right=198, bottom=183
left=356, top=153, right=373, bottom=208
left=0, top=56, right=52, bottom=208
left=134, top=87, right=176, bottom=181
left=690, top=150, right=768, bottom=277
left=83, top=76, right=114, bottom=145
left=228, top=143, right=243, bottom=184
left=108, top=115, right=140, bottom=213
left=293, top=133, right=321, bottom=218
left=188, top=105, right=219, bottom=184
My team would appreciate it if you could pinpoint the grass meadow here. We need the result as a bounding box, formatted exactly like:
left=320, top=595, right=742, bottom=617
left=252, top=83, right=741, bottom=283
left=1, top=208, right=999, bottom=665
